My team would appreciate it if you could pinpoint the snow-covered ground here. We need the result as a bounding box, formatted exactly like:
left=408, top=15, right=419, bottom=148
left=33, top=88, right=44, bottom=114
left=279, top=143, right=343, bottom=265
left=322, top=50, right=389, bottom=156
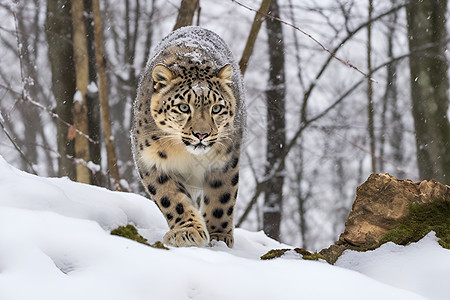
left=0, top=155, right=448, bottom=300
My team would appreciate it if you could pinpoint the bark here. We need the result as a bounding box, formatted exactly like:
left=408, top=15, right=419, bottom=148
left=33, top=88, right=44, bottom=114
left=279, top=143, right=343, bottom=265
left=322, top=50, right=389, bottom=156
left=172, top=0, right=199, bottom=31
left=380, top=0, right=403, bottom=177
left=45, top=0, right=76, bottom=180
left=407, top=0, right=450, bottom=185
left=263, top=0, right=286, bottom=241
left=238, top=0, right=271, bottom=75
left=84, top=0, right=103, bottom=186
left=110, top=0, right=141, bottom=188
left=92, top=0, right=123, bottom=191
left=71, top=0, right=92, bottom=184
left=367, top=0, right=376, bottom=173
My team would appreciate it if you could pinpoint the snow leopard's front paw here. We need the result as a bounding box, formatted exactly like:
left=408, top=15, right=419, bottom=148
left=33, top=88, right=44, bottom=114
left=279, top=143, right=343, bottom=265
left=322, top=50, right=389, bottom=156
left=210, top=232, right=234, bottom=248
left=163, top=227, right=210, bottom=247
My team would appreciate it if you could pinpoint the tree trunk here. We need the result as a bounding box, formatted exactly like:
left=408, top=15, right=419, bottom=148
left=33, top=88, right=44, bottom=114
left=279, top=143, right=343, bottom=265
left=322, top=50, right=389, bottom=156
left=45, top=0, right=76, bottom=180
left=15, top=3, right=43, bottom=173
left=141, top=0, right=156, bottom=71
left=71, top=0, right=92, bottom=184
left=92, top=0, right=123, bottom=191
left=407, top=0, right=450, bottom=185
left=172, top=0, right=199, bottom=31
left=367, top=0, right=376, bottom=173
left=263, top=0, right=286, bottom=241
left=84, top=0, right=104, bottom=186
left=381, top=0, right=404, bottom=178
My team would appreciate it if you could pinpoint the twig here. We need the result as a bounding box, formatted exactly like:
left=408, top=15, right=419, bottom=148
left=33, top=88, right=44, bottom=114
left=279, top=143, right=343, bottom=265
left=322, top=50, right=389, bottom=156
left=0, top=109, right=38, bottom=174
left=231, top=0, right=371, bottom=79
left=300, top=2, right=407, bottom=125
left=28, top=141, right=110, bottom=178
left=0, top=84, right=98, bottom=144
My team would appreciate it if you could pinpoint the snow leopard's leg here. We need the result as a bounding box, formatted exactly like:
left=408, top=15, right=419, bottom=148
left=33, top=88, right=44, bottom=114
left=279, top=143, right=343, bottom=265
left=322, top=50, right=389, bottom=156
left=201, top=153, right=239, bottom=248
left=139, top=164, right=209, bottom=247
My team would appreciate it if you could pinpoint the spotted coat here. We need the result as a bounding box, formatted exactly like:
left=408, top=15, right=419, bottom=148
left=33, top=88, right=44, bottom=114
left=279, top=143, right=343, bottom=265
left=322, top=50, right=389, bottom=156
left=132, top=27, right=245, bottom=248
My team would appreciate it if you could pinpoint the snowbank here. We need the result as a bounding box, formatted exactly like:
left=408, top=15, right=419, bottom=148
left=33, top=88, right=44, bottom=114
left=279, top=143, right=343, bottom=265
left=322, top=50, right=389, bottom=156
left=336, top=232, right=450, bottom=300
left=0, top=155, right=446, bottom=300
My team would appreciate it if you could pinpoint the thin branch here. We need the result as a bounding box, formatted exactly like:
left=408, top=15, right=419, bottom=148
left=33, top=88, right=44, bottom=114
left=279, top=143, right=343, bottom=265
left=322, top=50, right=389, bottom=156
left=92, top=0, right=123, bottom=191
left=300, top=2, right=406, bottom=125
left=0, top=84, right=98, bottom=144
left=26, top=140, right=111, bottom=179
left=237, top=50, right=415, bottom=226
left=287, top=0, right=305, bottom=89
left=238, top=0, right=271, bottom=75
left=232, top=0, right=371, bottom=78
left=0, top=110, right=38, bottom=174
left=141, top=0, right=156, bottom=71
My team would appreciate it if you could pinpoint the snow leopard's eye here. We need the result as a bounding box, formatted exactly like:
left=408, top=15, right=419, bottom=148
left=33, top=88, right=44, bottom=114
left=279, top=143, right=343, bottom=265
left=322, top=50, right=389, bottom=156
left=178, top=104, right=190, bottom=113
left=211, top=104, right=223, bottom=114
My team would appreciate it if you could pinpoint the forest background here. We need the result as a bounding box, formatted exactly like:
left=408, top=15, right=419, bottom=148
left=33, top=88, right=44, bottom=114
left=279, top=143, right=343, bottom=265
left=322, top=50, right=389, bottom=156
left=0, top=0, right=448, bottom=251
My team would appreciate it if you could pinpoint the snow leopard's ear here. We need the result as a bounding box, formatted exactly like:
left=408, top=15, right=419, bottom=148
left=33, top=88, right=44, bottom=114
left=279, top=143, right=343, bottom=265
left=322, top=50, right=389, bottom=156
left=152, top=64, right=175, bottom=91
left=217, top=64, right=232, bottom=83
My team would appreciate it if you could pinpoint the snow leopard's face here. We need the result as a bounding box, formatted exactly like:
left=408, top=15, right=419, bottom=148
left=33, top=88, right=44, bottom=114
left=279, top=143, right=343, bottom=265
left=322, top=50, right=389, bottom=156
left=149, top=63, right=235, bottom=155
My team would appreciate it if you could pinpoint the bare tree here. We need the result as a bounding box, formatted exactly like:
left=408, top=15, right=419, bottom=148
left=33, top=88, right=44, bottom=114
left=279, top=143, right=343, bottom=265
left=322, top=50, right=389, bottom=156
left=13, top=1, right=47, bottom=173
left=407, top=0, right=450, bottom=185
left=263, top=0, right=286, bottom=241
left=84, top=0, right=103, bottom=186
left=92, top=0, right=123, bottom=191
left=379, top=0, right=403, bottom=177
left=45, top=0, right=76, bottom=179
left=71, top=0, right=92, bottom=184
left=366, top=0, right=376, bottom=173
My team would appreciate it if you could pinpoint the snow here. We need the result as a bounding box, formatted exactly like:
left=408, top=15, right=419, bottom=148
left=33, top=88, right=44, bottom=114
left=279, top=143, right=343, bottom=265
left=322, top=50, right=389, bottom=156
left=86, top=161, right=101, bottom=173
left=87, top=82, right=98, bottom=94
left=0, top=155, right=447, bottom=300
left=73, top=90, right=82, bottom=103
left=336, top=232, right=450, bottom=300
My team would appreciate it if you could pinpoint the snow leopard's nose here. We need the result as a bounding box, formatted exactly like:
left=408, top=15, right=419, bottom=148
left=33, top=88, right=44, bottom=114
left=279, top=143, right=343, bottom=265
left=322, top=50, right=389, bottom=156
left=193, top=131, right=209, bottom=141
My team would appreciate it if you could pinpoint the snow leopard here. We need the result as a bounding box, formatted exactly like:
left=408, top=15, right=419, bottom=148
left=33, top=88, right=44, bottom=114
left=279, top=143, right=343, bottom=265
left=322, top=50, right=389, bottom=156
left=132, top=26, right=245, bottom=247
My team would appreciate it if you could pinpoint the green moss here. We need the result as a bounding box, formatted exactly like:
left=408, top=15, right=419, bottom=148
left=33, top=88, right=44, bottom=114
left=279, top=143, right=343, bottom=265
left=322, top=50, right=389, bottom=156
left=111, top=224, right=168, bottom=250
left=380, top=198, right=450, bottom=249
left=260, top=249, right=290, bottom=260
left=151, top=241, right=169, bottom=250
left=298, top=251, right=326, bottom=261
left=261, top=248, right=326, bottom=261
left=111, top=224, right=149, bottom=245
